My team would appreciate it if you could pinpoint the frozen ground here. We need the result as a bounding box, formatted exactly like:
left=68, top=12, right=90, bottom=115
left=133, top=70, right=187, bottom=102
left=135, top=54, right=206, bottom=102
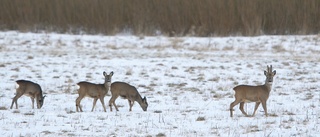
left=0, top=31, right=319, bottom=137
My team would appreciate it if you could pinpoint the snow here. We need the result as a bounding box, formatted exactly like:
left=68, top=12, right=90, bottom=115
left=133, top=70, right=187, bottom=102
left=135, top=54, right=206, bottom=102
left=0, top=31, right=319, bottom=137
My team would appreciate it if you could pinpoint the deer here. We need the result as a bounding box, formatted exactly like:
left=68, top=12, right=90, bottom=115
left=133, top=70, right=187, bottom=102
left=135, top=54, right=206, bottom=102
left=76, top=71, right=113, bottom=112
left=230, top=65, right=276, bottom=117
left=10, top=80, right=46, bottom=109
left=109, top=81, right=148, bottom=112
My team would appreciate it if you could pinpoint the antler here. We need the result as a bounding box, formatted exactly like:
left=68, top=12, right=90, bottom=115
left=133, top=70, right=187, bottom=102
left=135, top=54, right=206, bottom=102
left=267, top=65, right=272, bottom=73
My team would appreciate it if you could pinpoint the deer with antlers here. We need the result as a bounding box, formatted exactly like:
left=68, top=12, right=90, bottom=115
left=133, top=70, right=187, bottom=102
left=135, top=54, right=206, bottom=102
left=230, top=65, right=276, bottom=117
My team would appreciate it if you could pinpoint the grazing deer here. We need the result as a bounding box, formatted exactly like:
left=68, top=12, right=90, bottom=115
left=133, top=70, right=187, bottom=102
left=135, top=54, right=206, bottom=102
left=109, top=82, right=148, bottom=112
left=230, top=65, right=276, bottom=117
left=10, top=80, right=46, bottom=109
left=76, top=71, right=113, bottom=112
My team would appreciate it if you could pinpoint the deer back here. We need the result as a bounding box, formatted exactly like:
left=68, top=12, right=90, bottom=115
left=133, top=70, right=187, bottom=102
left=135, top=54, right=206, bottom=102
left=111, top=82, right=139, bottom=99
left=77, top=82, right=108, bottom=98
left=233, top=85, right=270, bottom=102
left=77, top=71, right=113, bottom=98
left=16, top=80, right=42, bottom=97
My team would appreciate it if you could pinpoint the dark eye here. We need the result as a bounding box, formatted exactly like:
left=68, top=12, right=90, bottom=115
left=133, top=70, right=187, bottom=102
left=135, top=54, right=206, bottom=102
left=39, top=100, right=43, bottom=103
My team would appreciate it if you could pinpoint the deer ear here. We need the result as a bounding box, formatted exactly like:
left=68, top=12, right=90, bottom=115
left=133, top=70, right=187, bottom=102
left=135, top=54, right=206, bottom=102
left=273, top=70, right=276, bottom=75
left=264, top=70, right=267, bottom=75
left=103, top=71, right=107, bottom=76
left=110, top=71, right=114, bottom=76
left=43, top=95, right=47, bottom=98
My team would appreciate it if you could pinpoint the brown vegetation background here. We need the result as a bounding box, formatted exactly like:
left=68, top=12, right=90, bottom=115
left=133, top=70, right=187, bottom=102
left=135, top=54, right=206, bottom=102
left=0, top=0, right=319, bottom=36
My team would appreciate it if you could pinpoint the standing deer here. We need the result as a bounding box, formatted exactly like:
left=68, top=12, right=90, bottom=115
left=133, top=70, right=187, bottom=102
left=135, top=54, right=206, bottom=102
left=230, top=65, right=276, bottom=117
left=109, top=82, right=148, bottom=112
left=10, top=80, right=46, bottom=109
left=76, top=71, right=113, bottom=112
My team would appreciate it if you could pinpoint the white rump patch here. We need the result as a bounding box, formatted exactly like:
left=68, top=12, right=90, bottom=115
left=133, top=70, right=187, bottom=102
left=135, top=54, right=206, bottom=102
left=76, top=84, right=80, bottom=89
left=15, top=83, right=19, bottom=89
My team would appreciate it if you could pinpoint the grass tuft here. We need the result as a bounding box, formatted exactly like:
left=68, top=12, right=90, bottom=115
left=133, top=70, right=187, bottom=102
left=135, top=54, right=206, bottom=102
left=156, top=133, right=166, bottom=137
left=196, top=116, right=206, bottom=121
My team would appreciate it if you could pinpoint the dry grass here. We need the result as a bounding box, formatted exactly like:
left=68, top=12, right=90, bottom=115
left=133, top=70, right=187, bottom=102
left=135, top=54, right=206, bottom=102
left=0, top=106, right=7, bottom=110
left=12, top=110, right=20, bottom=113
left=156, top=133, right=166, bottom=137
left=154, top=110, right=162, bottom=113
left=24, top=112, right=35, bottom=115
left=196, top=116, right=206, bottom=121
left=0, top=0, right=319, bottom=36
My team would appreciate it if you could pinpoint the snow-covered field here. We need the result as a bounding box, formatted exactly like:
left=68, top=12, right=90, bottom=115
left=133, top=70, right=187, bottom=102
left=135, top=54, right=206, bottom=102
left=0, top=31, right=319, bottom=137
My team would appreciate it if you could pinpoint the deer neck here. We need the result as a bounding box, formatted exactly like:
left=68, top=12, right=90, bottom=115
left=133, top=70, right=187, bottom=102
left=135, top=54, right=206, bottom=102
left=135, top=94, right=144, bottom=104
left=264, top=81, right=273, bottom=92
left=37, top=89, right=44, bottom=99
left=36, top=94, right=43, bottom=100
left=103, top=82, right=111, bottom=91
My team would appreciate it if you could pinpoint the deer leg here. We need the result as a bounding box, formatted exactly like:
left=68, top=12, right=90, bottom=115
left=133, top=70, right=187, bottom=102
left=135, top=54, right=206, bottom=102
left=10, top=92, right=24, bottom=109
left=108, top=98, right=113, bottom=112
left=30, top=97, right=35, bottom=109
left=10, top=99, right=16, bottom=109
left=230, top=99, right=241, bottom=117
left=76, top=95, right=84, bottom=112
left=261, top=101, right=268, bottom=117
left=128, top=100, right=133, bottom=111
left=252, top=102, right=261, bottom=116
left=35, top=95, right=41, bottom=109
left=99, top=97, right=106, bottom=112
left=109, top=95, right=119, bottom=111
left=239, top=102, right=249, bottom=117
left=91, top=98, right=98, bottom=112
left=113, top=101, right=119, bottom=111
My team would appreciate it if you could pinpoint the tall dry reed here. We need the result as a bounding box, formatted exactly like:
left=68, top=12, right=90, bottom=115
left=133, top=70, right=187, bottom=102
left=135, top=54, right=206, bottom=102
left=0, top=0, right=319, bottom=36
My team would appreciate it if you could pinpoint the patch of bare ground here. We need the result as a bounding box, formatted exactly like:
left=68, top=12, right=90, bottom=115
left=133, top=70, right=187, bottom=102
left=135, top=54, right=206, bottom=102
left=196, top=116, right=206, bottom=121
left=245, top=125, right=261, bottom=133
left=156, top=133, right=166, bottom=137
left=42, top=131, right=53, bottom=135
left=24, top=112, right=35, bottom=116
left=0, top=106, right=7, bottom=110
